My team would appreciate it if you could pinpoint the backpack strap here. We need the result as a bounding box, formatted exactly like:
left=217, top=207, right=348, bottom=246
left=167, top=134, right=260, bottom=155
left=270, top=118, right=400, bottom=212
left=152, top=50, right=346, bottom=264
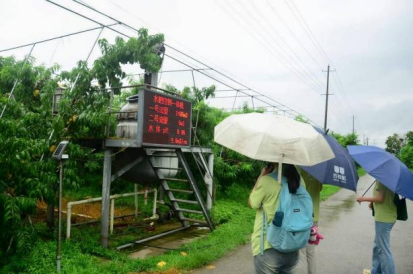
left=260, top=206, right=267, bottom=255
left=260, top=174, right=283, bottom=255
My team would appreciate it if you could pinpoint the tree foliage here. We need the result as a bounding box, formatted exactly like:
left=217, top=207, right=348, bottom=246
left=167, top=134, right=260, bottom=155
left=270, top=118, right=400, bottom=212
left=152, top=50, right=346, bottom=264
left=0, top=57, right=83, bottom=256
left=0, top=28, right=165, bottom=256
left=385, top=133, right=403, bottom=155
left=93, top=29, right=164, bottom=92
left=330, top=132, right=359, bottom=148
left=385, top=131, right=413, bottom=168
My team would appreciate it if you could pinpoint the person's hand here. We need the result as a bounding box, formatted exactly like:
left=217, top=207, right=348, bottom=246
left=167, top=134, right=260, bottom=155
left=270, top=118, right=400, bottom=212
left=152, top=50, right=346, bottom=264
left=356, top=196, right=364, bottom=203
left=368, top=202, right=373, bottom=210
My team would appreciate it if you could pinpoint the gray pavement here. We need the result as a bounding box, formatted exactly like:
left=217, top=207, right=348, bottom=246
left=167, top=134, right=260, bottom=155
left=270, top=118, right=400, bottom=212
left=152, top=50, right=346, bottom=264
left=192, top=175, right=413, bottom=274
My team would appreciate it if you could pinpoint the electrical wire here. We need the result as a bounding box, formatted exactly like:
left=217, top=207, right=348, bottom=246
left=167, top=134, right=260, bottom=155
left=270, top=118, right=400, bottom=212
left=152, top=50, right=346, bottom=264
left=218, top=0, right=323, bottom=94
left=0, top=23, right=118, bottom=53
left=265, top=0, right=324, bottom=71
left=241, top=0, right=326, bottom=91
left=285, top=0, right=354, bottom=118
left=73, top=0, right=316, bottom=123
left=288, top=0, right=332, bottom=65
left=44, top=0, right=320, bottom=126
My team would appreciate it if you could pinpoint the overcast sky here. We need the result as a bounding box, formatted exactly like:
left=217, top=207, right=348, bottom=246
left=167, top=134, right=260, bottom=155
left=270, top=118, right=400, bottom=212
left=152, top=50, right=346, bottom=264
left=1, top=0, right=412, bottom=147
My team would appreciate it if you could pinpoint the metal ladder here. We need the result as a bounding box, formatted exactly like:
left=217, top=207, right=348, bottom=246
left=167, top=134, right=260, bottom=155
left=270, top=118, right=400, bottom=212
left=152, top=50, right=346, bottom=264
left=147, top=148, right=215, bottom=231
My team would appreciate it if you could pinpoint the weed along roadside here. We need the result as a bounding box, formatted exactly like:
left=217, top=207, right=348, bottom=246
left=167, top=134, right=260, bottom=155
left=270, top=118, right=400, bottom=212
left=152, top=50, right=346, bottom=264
left=0, top=168, right=365, bottom=274
left=0, top=183, right=253, bottom=273
left=104, top=185, right=348, bottom=273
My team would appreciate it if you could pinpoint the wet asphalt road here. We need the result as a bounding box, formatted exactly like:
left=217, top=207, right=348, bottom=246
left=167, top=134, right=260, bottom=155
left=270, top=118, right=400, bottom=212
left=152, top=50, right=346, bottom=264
left=192, top=175, right=413, bottom=274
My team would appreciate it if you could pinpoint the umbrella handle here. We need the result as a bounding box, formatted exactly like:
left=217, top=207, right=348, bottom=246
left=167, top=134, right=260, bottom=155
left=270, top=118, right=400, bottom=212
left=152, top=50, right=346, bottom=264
left=277, top=154, right=284, bottom=184
left=361, top=180, right=376, bottom=197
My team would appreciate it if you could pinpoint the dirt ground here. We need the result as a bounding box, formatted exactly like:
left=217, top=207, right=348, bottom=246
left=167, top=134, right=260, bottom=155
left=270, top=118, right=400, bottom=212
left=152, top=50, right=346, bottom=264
left=35, top=197, right=137, bottom=224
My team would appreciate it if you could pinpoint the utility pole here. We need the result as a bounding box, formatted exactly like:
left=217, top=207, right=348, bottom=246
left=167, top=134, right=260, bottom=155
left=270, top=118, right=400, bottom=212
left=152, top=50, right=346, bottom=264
left=322, top=65, right=335, bottom=132
left=366, top=137, right=369, bottom=146
left=352, top=115, right=356, bottom=134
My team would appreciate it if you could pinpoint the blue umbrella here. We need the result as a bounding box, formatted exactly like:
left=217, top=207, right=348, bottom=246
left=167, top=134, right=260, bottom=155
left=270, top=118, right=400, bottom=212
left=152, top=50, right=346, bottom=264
left=348, top=145, right=413, bottom=200
left=300, top=127, right=359, bottom=191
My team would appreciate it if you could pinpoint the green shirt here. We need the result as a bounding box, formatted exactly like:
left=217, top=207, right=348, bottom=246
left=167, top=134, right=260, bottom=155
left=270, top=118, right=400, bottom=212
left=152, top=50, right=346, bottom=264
left=301, top=172, right=322, bottom=222
left=249, top=173, right=281, bottom=256
left=374, top=181, right=397, bottom=223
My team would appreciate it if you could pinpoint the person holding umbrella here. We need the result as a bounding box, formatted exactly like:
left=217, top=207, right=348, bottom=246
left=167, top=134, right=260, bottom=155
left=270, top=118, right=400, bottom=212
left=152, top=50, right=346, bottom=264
left=297, top=170, right=323, bottom=274
left=215, top=113, right=336, bottom=273
left=249, top=163, right=302, bottom=274
left=349, top=144, right=413, bottom=274
left=356, top=181, right=397, bottom=274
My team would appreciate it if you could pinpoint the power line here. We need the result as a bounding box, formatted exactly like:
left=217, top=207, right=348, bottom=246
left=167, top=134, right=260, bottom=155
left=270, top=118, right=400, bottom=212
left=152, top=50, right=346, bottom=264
left=226, top=0, right=324, bottom=92
left=216, top=0, right=323, bottom=94
left=64, top=0, right=320, bottom=125
left=331, top=71, right=354, bottom=114
left=329, top=86, right=351, bottom=125
left=285, top=0, right=354, bottom=118
left=126, top=68, right=212, bottom=77
left=32, top=0, right=321, bottom=126
left=264, top=0, right=324, bottom=70
left=285, top=0, right=332, bottom=65
left=245, top=0, right=326, bottom=90
left=0, top=23, right=119, bottom=53
left=81, top=0, right=318, bottom=123
left=1, top=0, right=313, bottom=123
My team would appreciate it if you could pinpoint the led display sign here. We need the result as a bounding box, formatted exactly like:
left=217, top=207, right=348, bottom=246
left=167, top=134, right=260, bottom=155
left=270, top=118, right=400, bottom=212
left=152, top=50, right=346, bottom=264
left=137, top=88, right=192, bottom=148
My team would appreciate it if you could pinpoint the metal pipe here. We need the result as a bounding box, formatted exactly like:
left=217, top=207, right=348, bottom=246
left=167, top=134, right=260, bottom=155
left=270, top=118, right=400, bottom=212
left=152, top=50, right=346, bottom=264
left=116, top=226, right=190, bottom=250
left=206, top=153, right=214, bottom=211
left=106, top=89, right=114, bottom=138
left=110, top=199, right=115, bottom=234
left=72, top=213, right=138, bottom=227
left=0, top=24, right=118, bottom=53
left=57, top=161, right=64, bottom=273
left=100, top=149, right=112, bottom=247
left=69, top=27, right=104, bottom=94
left=134, top=184, right=138, bottom=217
left=144, top=189, right=148, bottom=205
left=152, top=189, right=158, bottom=218
left=66, top=189, right=157, bottom=239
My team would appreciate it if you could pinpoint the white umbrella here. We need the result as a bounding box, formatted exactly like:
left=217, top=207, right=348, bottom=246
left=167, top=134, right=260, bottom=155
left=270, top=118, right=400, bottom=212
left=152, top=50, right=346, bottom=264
left=214, top=113, right=335, bottom=182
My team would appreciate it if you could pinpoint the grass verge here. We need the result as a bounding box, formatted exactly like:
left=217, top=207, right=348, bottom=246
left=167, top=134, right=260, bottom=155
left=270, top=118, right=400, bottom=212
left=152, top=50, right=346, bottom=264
left=320, top=185, right=340, bottom=201
left=1, top=180, right=345, bottom=273
left=0, top=185, right=254, bottom=274
left=357, top=167, right=366, bottom=177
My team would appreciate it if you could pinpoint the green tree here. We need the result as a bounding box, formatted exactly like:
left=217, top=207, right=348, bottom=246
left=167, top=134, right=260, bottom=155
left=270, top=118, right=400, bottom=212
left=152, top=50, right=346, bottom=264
left=331, top=132, right=359, bottom=147
left=0, top=27, right=166, bottom=256
left=404, top=131, right=413, bottom=146
left=396, top=131, right=413, bottom=168
left=385, top=133, right=403, bottom=155
left=0, top=57, right=83, bottom=256
left=400, top=146, right=413, bottom=169
left=294, top=114, right=309, bottom=123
